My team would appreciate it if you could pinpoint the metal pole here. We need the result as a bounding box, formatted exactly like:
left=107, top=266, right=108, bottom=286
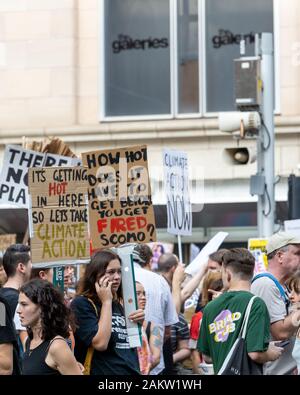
left=177, top=234, right=183, bottom=262
left=255, top=34, right=263, bottom=238
left=260, top=33, right=275, bottom=237
left=256, top=134, right=264, bottom=237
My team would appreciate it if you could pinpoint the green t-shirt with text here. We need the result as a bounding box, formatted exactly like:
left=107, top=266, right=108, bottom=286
left=197, top=290, right=270, bottom=374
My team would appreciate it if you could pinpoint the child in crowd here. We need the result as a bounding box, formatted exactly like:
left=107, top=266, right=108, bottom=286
left=288, top=270, right=300, bottom=374
left=135, top=281, right=162, bottom=374
left=189, top=270, right=223, bottom=374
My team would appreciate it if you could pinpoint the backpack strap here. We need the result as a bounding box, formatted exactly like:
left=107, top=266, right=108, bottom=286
left=82, top=297, right=98, bottom=375
left=239, top=296, right=257, bottom=339
left=252, top=273, right=289, bottom=307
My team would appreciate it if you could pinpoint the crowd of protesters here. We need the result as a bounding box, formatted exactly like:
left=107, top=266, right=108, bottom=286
left=0, top=231, right=300, bottom=375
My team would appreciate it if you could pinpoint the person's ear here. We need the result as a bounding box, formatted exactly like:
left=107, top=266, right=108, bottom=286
left=276, top=250, right=284, bottom=265
left=226, top=268, right=232, bottom=283
left=18, top=262, right=26, bottom=275
left=39, top=271, right=46, bottom=280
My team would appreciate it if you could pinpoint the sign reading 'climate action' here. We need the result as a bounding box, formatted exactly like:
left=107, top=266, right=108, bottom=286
left=28, top=167, right=90, bottom=267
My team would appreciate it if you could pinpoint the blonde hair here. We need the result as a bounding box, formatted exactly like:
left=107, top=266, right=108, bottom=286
left=201, top=271, right=223, bottom=307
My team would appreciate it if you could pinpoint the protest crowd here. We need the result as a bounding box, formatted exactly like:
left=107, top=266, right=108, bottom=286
left=0, top=235, right=300, bottom=376
left=0, top=144, right=300, bottom=377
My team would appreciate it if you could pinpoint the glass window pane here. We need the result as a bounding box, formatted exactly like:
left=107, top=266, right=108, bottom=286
left=205, top=0, right=273, bottom=113
left=177, top=0, right=199, bottom=114
left=105, top=0, right=170, bottom=117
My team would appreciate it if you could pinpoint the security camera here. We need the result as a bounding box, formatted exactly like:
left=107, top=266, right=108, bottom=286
left=218, top=111, right=261, bottom=138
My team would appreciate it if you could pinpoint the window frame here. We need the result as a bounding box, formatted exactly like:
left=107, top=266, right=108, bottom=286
left=99, top=0, right=280, bottom=122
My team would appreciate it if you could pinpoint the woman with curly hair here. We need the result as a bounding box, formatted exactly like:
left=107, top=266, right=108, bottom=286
left=17, top=279, right=82, bottom=375
left=71, top=249, right=144, bottom=375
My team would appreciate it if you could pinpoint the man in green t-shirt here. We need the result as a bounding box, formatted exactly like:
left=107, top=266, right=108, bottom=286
left=197, top=248, right=283, bottom=374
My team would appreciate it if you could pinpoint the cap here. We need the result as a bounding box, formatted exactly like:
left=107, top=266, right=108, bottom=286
left=266, top=232, right=300, bottom=255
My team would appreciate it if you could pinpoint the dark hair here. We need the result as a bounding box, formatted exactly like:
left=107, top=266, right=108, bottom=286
left=222, top=248, right=255, bottom=280
left=157, top=253, right=178, bottom=273
left=20, top=279, right=70, bottom=341
left=3, top=244, right=30, bottom=277
left=133, top=244, right=153, bottom=268
left=208, top=249, right=228, bottom=266
left=76, top=250, right=122, bottom=303
left=30, top=267, right=52, bottom=280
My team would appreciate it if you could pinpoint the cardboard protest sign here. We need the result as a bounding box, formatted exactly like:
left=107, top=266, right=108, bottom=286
left=0, top=145, right=81, bottom=208
left=28, top=167, right=90, bottom=268
left=163, top=149, right=192, bottom=236
left=0, top=234, right=16, bottom=252
left=82, top=145, right=156, bottom=250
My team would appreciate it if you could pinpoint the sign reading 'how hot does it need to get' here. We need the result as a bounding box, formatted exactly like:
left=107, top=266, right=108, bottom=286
left=28, top=167, right=90, bottom=268
left=82, top=145, right=156, bottom=250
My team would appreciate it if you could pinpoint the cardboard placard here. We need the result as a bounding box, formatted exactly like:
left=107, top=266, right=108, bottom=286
left=0, top=234, right=16, bottom=252
left=163, top=149, right=192, bottom=236
left=82, top=145, right=156, bottom=250
left=0, top=145, right=81, bottom=208
left=28, top=167, right=90, bottom=268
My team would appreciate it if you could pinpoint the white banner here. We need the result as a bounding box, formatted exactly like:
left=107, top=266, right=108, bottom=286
left=185, top=231, right=228, bottom=276
left=0, top=145, right=81, bottom=208
left=163, top=149, right=192, bottom=236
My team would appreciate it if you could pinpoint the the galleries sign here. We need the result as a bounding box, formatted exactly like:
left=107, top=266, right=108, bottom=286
left=112, top=34, right=169, bottom=54
left=212, top=29, right=255, bottom=49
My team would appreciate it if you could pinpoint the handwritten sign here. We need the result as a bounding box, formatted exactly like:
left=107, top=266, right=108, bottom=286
left=82, top=145, right=156, bottom=250
left=28, top=167, right=90, bottom=268
left=163, top=149, right=192, bottom=236
left=0, top=145, right=81, bottom=208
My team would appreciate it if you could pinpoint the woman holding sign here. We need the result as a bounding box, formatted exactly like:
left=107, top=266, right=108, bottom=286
left=71, top=249, right=144, bottom=375
left=17, top=279, right=82, bottom=375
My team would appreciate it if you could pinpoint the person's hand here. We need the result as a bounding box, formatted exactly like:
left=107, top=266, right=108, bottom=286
left=172, top=263, right=186, bottom=287
left=95, top=275, right=113, bottom=303
left=268, top=342, right=284, bottom=361
left=128, top=309, right=145, bottom=325
left=208, top=289, right=223, bottom=300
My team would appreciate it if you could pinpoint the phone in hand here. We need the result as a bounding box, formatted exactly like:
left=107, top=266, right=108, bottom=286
left=275, top=340, right=290, bottom=348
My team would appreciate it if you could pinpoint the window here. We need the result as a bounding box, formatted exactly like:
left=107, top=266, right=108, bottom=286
left=100, top=0, right=276, bottom=120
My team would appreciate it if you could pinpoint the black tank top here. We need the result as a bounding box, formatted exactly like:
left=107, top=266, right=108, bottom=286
left=22, top=338, right=61, bottom=375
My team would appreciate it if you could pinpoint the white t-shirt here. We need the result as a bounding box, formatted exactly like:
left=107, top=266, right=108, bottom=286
left=134, top=264, right=178, bottom=374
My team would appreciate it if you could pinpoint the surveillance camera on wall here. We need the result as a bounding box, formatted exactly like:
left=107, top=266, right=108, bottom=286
left=218, top=111, right=261, bottom=138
